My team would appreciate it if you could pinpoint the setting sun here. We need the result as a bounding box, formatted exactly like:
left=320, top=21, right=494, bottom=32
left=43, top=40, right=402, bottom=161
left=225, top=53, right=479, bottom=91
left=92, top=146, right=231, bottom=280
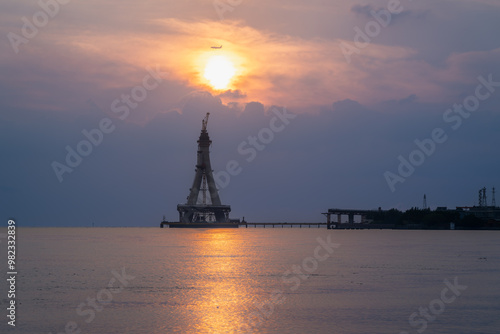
left=203, top=55, right=236, bottom=90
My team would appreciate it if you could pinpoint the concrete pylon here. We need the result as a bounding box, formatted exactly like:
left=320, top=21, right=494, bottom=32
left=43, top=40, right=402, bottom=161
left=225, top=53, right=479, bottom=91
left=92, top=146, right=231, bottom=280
left=186, top=119, right=222, bottom=207
left=177, top=113, right=231, bottom=223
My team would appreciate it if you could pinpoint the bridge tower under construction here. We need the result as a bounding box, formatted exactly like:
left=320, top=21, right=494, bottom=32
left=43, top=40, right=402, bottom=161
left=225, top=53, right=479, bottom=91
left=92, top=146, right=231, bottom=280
left=177, top=113, right=231, bottom=223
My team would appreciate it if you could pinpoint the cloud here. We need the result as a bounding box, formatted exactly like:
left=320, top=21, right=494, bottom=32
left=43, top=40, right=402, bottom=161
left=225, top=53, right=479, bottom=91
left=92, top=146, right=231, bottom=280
left=350, top=3, right=428, bottom=24
left=2, top=0, right=499, bottom=117
left=351, top=4, right=373, bottom=17
left=217, top=89, right=247, bottom=99
left=398, top=94, right=418, bottom=105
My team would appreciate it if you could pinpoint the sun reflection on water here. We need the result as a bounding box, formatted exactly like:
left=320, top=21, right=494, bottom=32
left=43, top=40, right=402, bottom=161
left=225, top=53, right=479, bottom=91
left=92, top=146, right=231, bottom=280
left=190, top=230, right=254, bottom=333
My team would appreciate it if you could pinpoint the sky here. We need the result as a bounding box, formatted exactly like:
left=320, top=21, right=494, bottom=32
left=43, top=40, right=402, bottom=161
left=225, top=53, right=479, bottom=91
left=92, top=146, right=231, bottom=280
left=1, top=0, right=500, bottom=226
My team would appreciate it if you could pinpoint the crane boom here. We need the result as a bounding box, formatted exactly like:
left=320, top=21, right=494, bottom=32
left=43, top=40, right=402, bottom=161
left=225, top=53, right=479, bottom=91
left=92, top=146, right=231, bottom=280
left=202, top=112, right=210, bottom=131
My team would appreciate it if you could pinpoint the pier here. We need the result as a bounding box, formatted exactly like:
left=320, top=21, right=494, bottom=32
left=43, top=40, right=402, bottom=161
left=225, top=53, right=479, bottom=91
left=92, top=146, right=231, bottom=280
left=240, top=222, right=389, bottom=229
left=241, top=222, right=326, bottom=228
left=161, top=221, right=327, bottom=228
left=160, top=221, right=396, bottom=229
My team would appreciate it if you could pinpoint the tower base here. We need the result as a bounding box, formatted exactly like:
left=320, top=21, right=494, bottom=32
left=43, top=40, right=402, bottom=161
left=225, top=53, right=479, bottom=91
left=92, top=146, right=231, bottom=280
left=177, top=204, right=231, bottom=224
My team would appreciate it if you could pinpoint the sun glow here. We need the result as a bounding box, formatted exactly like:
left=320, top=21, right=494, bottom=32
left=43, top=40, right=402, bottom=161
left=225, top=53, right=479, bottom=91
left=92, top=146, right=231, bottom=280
left=203, top=55, right=236, bottom=90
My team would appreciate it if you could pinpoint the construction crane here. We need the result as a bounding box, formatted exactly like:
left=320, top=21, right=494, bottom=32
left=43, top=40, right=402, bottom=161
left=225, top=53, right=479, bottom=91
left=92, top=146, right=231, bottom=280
left=202, top=112, right=210, bottom=131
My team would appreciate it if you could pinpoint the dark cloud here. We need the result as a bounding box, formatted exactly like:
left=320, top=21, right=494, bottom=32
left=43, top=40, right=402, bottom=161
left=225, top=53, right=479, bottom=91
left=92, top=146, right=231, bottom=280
left=398, top=94, right=418, bottom=104
left=351, top=4, right=374, bottom=17
left=217, top=89, right=247, bottom=99
left=350, top=4, right=427, bottom=24
left=2, top=91, right=499, bottom=225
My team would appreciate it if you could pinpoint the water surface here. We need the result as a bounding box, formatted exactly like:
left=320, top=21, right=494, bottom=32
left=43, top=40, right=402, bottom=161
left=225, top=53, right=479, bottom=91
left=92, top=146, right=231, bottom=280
left=2, top=228, right=499, bottom=333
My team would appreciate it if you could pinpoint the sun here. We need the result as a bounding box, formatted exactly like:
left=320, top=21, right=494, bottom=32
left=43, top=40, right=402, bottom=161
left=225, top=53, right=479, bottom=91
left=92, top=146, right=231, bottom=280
left=203, top=55, right=236, bottom=90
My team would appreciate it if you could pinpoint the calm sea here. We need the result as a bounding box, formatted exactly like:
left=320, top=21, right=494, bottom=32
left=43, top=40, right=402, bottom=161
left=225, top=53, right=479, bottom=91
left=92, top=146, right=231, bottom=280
left=1, top=228, right=499, bottom=334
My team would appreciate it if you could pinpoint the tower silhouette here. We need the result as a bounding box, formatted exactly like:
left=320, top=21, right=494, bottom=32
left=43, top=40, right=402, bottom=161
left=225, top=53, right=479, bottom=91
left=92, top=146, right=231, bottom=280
left=177, top=113, right=231, bottom=223
left=479, top=187, right=487, bottom=207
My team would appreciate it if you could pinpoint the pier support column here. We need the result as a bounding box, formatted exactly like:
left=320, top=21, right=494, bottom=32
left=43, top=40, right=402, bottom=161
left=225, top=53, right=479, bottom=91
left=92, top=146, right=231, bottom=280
left=337, top=214, right=342, bottom=224
left=348, top=213, right=354, bottom=224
